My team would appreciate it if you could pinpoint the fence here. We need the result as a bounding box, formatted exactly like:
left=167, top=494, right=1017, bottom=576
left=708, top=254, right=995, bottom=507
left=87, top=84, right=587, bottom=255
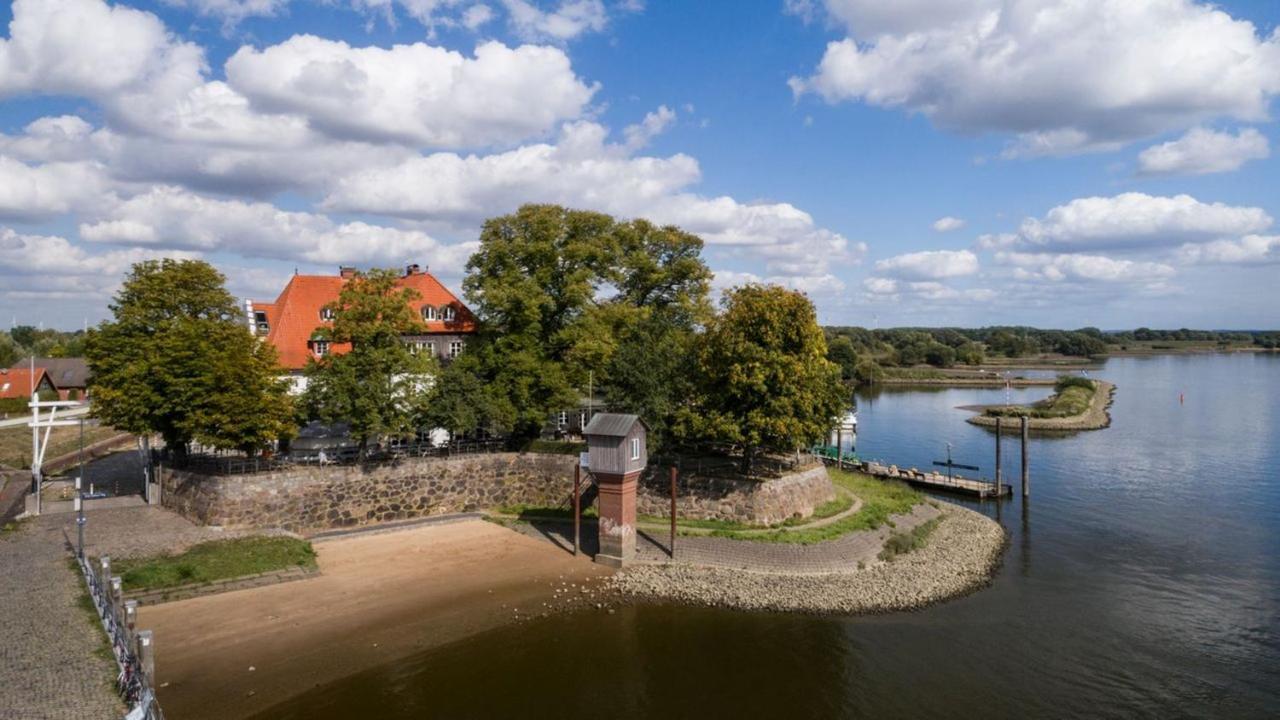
left=156, top=438, right=508, bottom=476
left=75, top=553, right=164, bottom=720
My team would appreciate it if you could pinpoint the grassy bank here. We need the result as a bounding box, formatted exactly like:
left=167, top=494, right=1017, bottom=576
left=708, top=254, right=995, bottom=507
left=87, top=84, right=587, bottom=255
left=0, top=423, right=121, bottom=469
left=879, top=516, right=943, bottom=561
left=112, top=536, right=316, bottom=592
left=984, top=376, right=1095, bottom=419
left=706, top=470, right=923, bottom=545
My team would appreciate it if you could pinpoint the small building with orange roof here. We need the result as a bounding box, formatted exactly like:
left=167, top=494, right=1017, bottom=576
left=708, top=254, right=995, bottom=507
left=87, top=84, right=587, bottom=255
left=0, top=366, right=57, bottom=403
left=246, top=264, right=478, bottom=392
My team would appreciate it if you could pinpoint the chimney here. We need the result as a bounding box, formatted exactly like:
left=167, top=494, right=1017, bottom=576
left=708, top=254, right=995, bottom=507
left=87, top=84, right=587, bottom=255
left=339, top=266, right=357, bottom=279
left=405, top=263, right=421, bottom=276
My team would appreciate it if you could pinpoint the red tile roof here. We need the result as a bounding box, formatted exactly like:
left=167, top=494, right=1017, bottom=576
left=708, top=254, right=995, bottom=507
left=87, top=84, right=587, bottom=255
left=253, top=269, right=477, bottom=370
left=0, top=367, right=49, bottom=399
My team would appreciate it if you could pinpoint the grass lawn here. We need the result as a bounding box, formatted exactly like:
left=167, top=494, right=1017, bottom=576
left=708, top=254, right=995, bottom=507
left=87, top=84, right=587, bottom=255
left=494, top=502, right=597, bottom=521
left=0, top=422, right=122, bottom=469
left=707, top=469, right=923, bottom=545
left=112, top=536, right=317, bottom=592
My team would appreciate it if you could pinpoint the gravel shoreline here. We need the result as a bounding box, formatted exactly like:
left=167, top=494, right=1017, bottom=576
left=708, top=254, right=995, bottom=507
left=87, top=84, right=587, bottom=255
left=607, top=505, right=1005, bottom=614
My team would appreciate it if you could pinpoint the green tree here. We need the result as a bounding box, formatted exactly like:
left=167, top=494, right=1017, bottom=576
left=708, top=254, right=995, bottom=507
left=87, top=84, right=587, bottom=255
left=826, top=334, right=860, bottom=382
left=302, top=269, right=435, bottom=457
left=86, top=259, right=295, bottom=456
left=678, top=285, right=847, bottom=473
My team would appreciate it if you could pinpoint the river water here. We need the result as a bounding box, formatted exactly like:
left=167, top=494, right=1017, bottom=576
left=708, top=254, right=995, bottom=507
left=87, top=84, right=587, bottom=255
left=257, top=354, right=1280, bottom=719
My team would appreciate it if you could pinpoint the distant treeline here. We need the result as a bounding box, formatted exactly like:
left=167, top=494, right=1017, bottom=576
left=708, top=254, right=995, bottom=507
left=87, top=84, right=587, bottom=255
left=0, top=326, right=87, bottom=368
left=824, top=326, right=1280, bottom=382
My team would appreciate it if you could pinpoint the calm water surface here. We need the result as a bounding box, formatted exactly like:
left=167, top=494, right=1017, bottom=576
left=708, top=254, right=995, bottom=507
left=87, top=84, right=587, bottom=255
left=258, top=354, right=1280, bottom=719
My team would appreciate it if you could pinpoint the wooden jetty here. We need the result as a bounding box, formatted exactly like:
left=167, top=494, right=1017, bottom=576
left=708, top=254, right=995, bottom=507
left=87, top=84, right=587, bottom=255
left=830, top=458, right=1011, bottom=498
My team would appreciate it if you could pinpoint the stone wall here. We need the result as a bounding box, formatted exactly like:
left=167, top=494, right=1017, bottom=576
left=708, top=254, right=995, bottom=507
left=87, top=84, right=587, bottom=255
left=635, top=464, right=836, bottom=526
left=162, top=452, right=577, bottom=533
left=161, top=453, right=837, bottom=533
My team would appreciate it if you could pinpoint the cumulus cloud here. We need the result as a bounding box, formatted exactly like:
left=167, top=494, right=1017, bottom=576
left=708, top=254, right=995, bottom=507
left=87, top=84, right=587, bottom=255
left=861, top=275, right=994, bottom=304
left=323, top=120, right=860, bottom=284
left=1137, top=127, right=1270, bottom=176
left=0, top=157, right=110, bottom=221
left=932, top=216, right=966, bottom=232
left=713, top=269, right=846, bottom=296
left=995, top=251, right=1176, bottom=284
left=162, top=0, right=290, bottom=25
left=1176, top=235, right=1280, bottom=265
left=501, top=0, right=608, bottom=41
left=980, top=193, right=1273, bottom=252
left=623, top=105, right=676, bottom=151
left=790, top=0, right=1280, bottom=155
left=79, top=186, right=476, bottom=269
left=874, top=249, right=978, bottom=280
left=225, top=37, right=597, bottom=147
left=0, top=227, right=202, bottom=300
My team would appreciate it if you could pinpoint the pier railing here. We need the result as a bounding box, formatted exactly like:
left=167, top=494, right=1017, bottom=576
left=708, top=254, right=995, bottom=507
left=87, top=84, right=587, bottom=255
left=74, top=553, right=164, bottom=720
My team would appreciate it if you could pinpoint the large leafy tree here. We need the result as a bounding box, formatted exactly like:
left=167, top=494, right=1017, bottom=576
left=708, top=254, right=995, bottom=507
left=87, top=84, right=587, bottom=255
left=86, top=259, right=294, bottom=456
left=677, top=284, right=847, bottom=472
left=302, top=268, right=435, bottom=457
left=432, top=205, right=712, bottom=444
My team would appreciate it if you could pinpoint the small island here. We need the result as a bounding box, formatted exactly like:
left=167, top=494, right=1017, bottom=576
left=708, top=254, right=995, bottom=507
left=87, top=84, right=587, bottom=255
left=965, top=376, right=1115, bottom=431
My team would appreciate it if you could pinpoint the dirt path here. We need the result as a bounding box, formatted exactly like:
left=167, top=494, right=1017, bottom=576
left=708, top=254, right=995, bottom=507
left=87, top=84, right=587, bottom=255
left=138, top=519, right=611, bottom=720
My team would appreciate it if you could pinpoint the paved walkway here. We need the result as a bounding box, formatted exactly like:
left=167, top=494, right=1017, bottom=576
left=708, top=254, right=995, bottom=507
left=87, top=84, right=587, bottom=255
left=0, top=516, right=123, bottom=719
left=510, top=502, right=942, bottom=575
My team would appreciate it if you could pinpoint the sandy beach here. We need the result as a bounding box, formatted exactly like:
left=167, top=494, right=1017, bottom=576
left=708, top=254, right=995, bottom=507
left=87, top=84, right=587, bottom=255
left=139, top=519, right=611, bottom=720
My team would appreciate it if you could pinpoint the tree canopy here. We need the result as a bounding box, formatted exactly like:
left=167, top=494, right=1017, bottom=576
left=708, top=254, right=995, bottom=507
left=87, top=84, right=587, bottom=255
left=86, top=259, right=294, bottom=455
left=302, top=268, right=436, bottom=456
left=676, top=284, right=848, bottom=471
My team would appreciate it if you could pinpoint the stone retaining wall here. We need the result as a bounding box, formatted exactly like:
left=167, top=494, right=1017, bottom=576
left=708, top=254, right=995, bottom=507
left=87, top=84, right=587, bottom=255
left=636, top=464, right=836, bottom=526
left=161, top=452, right=577, bottom=533
left=161, top=453, right=837, bottom=533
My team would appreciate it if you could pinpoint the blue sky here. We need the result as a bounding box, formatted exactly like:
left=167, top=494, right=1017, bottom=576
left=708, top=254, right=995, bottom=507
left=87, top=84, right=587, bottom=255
left=1, top=0, right=1278, bottom=330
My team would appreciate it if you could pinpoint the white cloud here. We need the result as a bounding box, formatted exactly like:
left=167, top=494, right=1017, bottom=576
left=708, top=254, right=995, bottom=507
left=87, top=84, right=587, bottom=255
left=861, top=275, right=994, bottom=303
left=995, top=251, right=1176, bottom=284
left=1176, top=235, right=1280, bottom=265
left=932, top=216, right=965, bottom=232
left=0, top=227, right=201, bottom=300
left=790, top=0, right=1280, bottom=154
left=874, top=249, right=978, bottom=280
left=713, top=269, right=846, bottom=296
left=0, top=157, right=109, bottom=221
left=1137, top=127, right=1270, bottom=176
left=78, top=186, right=476, bottom=269
left=623, top=105, right=676, bottom=151
left=226, top=37, right=597, bottom=147
left=987, top=193, right=1273, bottom=252
left=501, top=0, right=608, bottom=41
left=462, top=3, right=495, bottom=28
left=322, top=120, right=860, bottom=284
left=162, top=0, right=290, bottom=25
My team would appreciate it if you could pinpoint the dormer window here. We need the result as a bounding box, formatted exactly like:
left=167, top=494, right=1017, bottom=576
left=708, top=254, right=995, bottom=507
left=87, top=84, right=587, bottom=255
left=319, top=307, right=336, bottom=321
left=421, top=305, right=437, bottom=321
left=312, top=340, right=330, bottom=357
left=442, top=304, right=456, bottom=321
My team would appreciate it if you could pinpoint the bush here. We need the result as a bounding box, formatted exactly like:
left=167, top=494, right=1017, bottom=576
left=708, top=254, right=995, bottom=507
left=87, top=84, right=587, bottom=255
left=525, top=439, right=586, bottom=455
left=1054, top=375, right=1095, bottom=392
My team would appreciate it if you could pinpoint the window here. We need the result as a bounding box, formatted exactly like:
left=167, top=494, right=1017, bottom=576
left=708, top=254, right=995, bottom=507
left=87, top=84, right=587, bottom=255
left=319, top=307, right=336, bottom=321
left=558, top=411, right=567, bottom=428
left=630, top=437, right=640, bottom=461
left=312, top=340, right=330, bottom=357
left=442, top=304, right=456, bottom=321
left=449, top=341, right=464, bottom=358
left=421, top=305, right=437, bottom=321
left=409, top=340, right=435, bottom=356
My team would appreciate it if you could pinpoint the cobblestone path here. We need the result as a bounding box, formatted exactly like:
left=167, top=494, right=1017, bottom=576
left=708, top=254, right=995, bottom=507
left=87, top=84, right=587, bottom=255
left=0, top=516, right=122, bottom=719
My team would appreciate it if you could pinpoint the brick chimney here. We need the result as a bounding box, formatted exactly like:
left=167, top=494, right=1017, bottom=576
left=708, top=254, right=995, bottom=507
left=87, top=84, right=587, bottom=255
left=339, top=266, right=357, bottom=279
left=405, top=263, right=421, bottom=276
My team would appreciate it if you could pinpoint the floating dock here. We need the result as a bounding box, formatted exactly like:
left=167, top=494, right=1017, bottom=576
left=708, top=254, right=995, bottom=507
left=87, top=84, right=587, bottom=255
left=822, top=457, right=1011, bottom=498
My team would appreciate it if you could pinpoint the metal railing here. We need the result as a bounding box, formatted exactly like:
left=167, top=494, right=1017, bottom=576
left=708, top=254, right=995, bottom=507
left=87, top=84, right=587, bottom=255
left=157, top=439, right=508, bottom=476
left=75, top=553, right=164, bottom=720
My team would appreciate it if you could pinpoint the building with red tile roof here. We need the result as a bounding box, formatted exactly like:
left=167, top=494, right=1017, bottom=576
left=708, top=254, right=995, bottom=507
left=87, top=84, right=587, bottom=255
left=246, top=265, right=478, bottom=382
left=0, top=366, right=56, bottom=400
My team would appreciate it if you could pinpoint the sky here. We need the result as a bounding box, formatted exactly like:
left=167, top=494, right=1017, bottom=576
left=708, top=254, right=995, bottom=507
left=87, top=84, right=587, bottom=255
left=0, top=0, right=1278, bottom=331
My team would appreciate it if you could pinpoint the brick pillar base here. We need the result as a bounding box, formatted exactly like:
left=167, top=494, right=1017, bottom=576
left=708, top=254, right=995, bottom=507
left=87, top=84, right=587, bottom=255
left=593, top=470, right=639, bottom=567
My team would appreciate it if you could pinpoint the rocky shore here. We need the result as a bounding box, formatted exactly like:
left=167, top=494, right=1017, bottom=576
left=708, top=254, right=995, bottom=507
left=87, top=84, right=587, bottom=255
left=607, top=505, right=1005, bottom=614
left=966, top=380, right=1115, bottom=431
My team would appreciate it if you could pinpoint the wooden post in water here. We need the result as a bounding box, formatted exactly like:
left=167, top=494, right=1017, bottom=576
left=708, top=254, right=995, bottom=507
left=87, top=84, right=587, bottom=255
left=573, top=463, right=581, bottom=556
left=1021, top=415, right=1030, bottom=498
left=994, top=416, right=1003, bottom=498
left=669, top=466, right=677, bottom=559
